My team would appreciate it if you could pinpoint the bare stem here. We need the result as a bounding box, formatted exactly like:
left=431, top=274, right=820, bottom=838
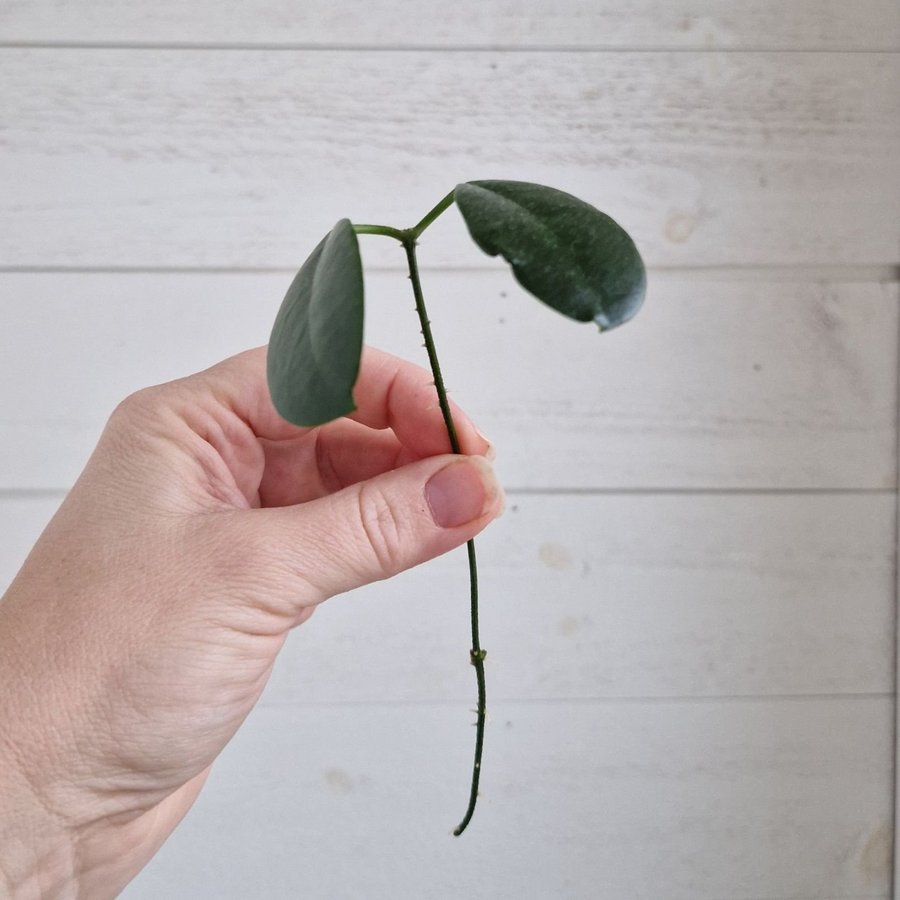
left=402, top=235, right=485, bottom=837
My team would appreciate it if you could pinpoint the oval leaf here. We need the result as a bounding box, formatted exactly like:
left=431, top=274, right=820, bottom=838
left=266, top=218, right=364, bottom=426
left=454, top=180, right=645, bottom=330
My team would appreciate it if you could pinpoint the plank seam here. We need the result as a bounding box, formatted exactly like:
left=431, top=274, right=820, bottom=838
left=0, top=266, right=898, bottom=282
left=1, top=41, right=899, bottom=53
left=254, top=692, right=895, bottom=710
left=506, top=487, right=898, bottom=496
left=2, top=487, right=897, bottom=501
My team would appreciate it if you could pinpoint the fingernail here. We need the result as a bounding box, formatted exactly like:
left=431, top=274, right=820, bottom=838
left=474, top=426, right=496, bottom=461
left=425, top=458, right=502, bottom=528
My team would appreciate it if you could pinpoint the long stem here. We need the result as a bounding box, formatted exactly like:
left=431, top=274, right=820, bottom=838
left=402, top=236, right=486, bottom=837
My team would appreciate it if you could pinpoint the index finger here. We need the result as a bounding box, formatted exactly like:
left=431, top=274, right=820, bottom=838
left=196, top=345, right=491, bottom=458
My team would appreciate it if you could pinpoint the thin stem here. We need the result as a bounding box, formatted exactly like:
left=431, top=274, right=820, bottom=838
left=402, top=236, right=485, bottom=837
left=353, top=189, right=454, bottom=244
left=409, top=190, right=456, bottom=240
left=454, top=539, right=485, bottom=837
left=353, top=223, right=408, bottom=242
left=402, top=238, right=461, bottom=452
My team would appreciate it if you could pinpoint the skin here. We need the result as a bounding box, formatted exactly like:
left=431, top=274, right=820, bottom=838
left=0, top=346, right=502, bottom=899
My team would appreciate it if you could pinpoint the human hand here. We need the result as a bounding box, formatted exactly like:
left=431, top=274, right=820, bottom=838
left=0, top=346, right=502, bottom=898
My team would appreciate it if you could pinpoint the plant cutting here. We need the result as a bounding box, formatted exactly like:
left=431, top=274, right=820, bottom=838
left=266, top=180, right=645, bottom=835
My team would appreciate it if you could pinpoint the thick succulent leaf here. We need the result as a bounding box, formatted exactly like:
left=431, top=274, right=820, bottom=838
left=267, top=219, right=364, bottom=426
left=454, top=180, right=645, bottom=330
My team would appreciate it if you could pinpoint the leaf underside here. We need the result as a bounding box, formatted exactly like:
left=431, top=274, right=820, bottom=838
left=266, top=218, right=364, bottom=427
left=454, top=180, right=646, bottom=330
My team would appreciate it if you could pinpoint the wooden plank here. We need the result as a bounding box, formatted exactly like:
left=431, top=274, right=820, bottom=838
left=2, top=1, right=897, bottom=50
left=266, top=492, right=896, bottom=703
left=0, top=273, right=894, bottom=491
left=123, top=697, right=893, bottom=899
left=2, top=492, right=892, bottom=700
left=1, top=50, right=897, bottom=269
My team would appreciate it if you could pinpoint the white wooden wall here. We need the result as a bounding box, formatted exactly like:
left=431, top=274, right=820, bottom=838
left=1, top=3, right=899, bottom=897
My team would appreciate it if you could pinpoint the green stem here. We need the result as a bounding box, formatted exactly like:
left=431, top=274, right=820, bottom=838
left=409, top=190, right=456, bottom=240
left=352, top=223, right=408, bottom=241
left=354, top=190, right=455, bottom=245
left=402, top=238, right=460, bottom=451
left=402, top=236, right=485, bottom=837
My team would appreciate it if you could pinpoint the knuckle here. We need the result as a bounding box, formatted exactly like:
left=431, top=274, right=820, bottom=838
left=355, top=483, right=407, bottom=575
left=109, top=385, right=161, bottom=424
left=104, top=386, right=168, bottom=448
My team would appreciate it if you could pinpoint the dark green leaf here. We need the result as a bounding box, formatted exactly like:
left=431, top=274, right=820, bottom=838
left=266, top=219, right=364, bottom=426
left=454, top=180, right=645, bottom=330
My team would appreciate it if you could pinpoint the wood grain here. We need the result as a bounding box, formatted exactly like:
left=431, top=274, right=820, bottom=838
left=2, top=0, right=898, bottom=50
left=1, top=50, right=897, bottom=268
left=0, top=6, right=896, bottom=893
left=2, top=491, right=891, bottom=702
left=123, top=697, right=893, bottom=899
left=0, top=273, right=893, bottom=491
left=265, top=492, right=896, bottom=703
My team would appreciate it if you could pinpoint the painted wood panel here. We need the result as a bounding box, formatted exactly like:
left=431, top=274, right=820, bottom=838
left=265, top=492, right=896, bottom=703
left=123, top=697, right=893, bottom=899
left=1, top=3, right=896, bottom=893
left=2, top=492, right=892, bottom=701
left=1, top=50, right=897, bottom=269
left=0, top=273, right=894, bottom=491
left=2, top=1, right=898, bottom=50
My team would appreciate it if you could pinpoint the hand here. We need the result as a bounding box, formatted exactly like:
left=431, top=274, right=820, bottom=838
left=0, top=346, right=502, bottom=898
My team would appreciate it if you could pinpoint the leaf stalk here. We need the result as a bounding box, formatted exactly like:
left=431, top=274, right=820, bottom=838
left=409, top=190, right=456, bottom=239
left=353, top=190, right=456, bottom=245
left=352, top=223, right=408, bottom=241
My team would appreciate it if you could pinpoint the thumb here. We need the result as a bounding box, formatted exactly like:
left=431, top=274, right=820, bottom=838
left=248, top=454, right=504, bottom=608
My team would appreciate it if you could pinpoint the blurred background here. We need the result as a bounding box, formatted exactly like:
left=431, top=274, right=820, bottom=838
left=1, top=2, right=899, bottom=897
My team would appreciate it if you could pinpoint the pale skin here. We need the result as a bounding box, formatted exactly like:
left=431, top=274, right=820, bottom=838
left=0, top=346, right=503, bottom=899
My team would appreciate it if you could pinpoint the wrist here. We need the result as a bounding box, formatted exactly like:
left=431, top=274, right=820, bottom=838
left=0, top=586, right=195, bottom=899
left=0, top=738, right=155, bottom=900
left=0, top=663, right=149, bottom=900
left=0, top=594, right=79, bottom=898
left=0, top=761, right=78, bottom=899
